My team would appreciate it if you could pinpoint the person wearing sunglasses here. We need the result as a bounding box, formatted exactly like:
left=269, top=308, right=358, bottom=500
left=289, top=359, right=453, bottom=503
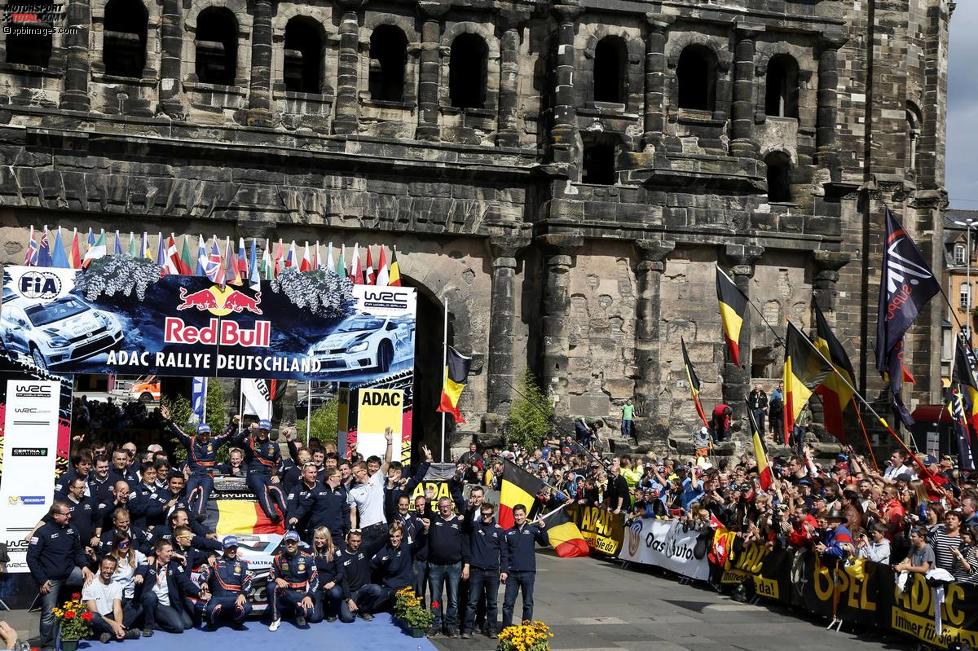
left=462, top=504, right=507, bottom=639
left=267, top=531, right=317, bottom=631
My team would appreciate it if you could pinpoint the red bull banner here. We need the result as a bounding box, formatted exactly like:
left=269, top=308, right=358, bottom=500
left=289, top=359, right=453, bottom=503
left=0, top=264, right=416, bottom=381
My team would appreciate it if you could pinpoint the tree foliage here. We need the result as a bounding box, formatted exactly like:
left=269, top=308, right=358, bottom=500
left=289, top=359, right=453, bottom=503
left=270, top=268, right=356, bottom=319
left=73, top=255, right=162, bottom=303
left=162, top=380, right=229, bottom=463
left=296, top=398, right=339, bottom=444
left=506, top=370, right=554, bottom=450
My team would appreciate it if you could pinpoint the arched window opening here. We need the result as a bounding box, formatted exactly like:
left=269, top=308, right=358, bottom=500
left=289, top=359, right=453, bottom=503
left=449, top=33, right=488, bottom=109
left=369, top=25, right=407, bottom=102
left=676, top=45, right=717, bottom=111
left=907, top=104, right=922, bottom=172
left=593, top=36, right=627, bottom=104
left=103, top=0, right=148, bottom=78
left=195, top=7, right=238, bottom=86
left=765, top=54, right=799, bottom=118
left=6, top=0, right=53, bottom=67
left=582, top=134, right=618, bottom=185
left=765, top=152, right=792, bottom=202
left=283, top=16, right=324, bottom=94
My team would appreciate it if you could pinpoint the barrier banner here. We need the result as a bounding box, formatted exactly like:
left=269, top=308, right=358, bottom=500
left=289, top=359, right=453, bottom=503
left=619, top=518, right=711, bottom=581
left=565, top=504, right=625, bottom=556
left=889, top=570, right=978, bottom=649
left=0, top=352, right=72, bottom=577
left=1, top=264, right=416, bottom=381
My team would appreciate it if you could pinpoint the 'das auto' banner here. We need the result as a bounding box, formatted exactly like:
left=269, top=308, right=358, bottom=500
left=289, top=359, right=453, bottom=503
left=619, top=518, right=712, bottom=581
left=565, top=504, right=625, bottom=556
left=1, top=263, right=416, bottom=381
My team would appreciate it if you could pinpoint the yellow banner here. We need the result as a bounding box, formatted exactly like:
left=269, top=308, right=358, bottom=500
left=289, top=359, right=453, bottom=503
left=356, top=388, right=404, bottom=460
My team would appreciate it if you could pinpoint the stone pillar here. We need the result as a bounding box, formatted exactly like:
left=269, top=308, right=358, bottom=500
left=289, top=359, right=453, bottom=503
left=816, top=36, right=843, bottom=173
left=158, top=0, right=186, bottom=118
left=416, top=1, right=447, bottom=141
left=730, top=27, right=759, bottom=158
left=721, top=244, right=764, bottom=420
left=60, top=0, right=91, bottom=111
left=538, top=233, right=583, bottom=412
left=247, top=0, right=274, bottom=111
left=549, top=3, right=582, bottom=177
left=642, top=15, right=670, bottom=149
left=486, top=236, right=530, bottom=412
left=333, top=1, right=363, bottom=135
left=634, top=239, right=675, bottom=437
left=813, top=251, right=850, bottom=314
left=496, top=15, right=523, bottom=148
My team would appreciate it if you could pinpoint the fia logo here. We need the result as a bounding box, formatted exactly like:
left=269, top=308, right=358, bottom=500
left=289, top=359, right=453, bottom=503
left=18, top=271, right=62, bottom=299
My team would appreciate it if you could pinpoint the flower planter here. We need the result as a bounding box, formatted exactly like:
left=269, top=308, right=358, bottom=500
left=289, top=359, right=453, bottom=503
left=408, top=628, right=426, bottom=638
left=58, top=638, right=80, bottom=651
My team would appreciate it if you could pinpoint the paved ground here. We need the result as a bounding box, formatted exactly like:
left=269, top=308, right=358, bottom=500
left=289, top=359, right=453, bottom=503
left=432, top=552, right=915, bottom=651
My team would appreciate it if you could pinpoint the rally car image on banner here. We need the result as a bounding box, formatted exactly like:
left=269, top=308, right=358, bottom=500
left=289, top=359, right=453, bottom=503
left=0, top=286, right=123, bottom=369
left=307, top=314, right=414, bottom=374
left=204, top=475, right=286, bottom=612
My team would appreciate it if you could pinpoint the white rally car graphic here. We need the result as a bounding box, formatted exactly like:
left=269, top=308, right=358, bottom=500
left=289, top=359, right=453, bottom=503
left=0, top=291, right=123, bottom=369
left=307, top=315, right=414, bottom=374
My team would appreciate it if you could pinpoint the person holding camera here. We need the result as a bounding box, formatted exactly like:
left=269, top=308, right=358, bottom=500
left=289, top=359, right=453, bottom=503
left=856, top=523, right=891, bottom=563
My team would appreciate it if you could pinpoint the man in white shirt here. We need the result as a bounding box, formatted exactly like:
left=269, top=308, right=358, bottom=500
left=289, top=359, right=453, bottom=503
left=83, top=556, right=141, bottom=642
left=348, top=427, right=393, bottom=556
left=883, top=449, right=918, bottom=482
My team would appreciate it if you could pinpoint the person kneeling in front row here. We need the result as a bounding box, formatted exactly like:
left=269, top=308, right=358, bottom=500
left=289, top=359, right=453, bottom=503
left=336, top=530, right=385, bottom=623
left=202, top=536, right=253, bottom=630
left=267, top=531, right=317, bottom=631
left=83, top=555, right=142, bottom=643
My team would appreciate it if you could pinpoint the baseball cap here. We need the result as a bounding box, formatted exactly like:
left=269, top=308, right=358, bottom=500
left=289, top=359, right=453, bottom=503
left=222, top=535, right=239, bottom=548
left=924, top=455, right=938, bottom=466
left=284, top=531, right=300, bottom=543
left=259, top=419, right=272, bottom=431
left=197, top=424, right=211, bottom=435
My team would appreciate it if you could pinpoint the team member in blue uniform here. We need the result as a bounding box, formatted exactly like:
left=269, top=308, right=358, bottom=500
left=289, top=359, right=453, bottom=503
left=310, top=526, right=345, bottom=623
left=336, top=530, right=385, bottom=623
left=202, top=536, right=253, bottom=630
left=229, top=416, right=287, bottom=523
left=463, top=503, right=508, bottom=639
left=88, top=455, right=115, bottom=505
left=54, top=449, right=93, bottom=498
left=129, top=462, right=160, bottom=528
left=423, top=496, right=471, bottom=637
left=289, top=467, right=349, bottom=547
left=501, top=503, right=549, bottom=628
left=26, top=501, right=95, bottom=648
left=98, top=507, right=154, bottom=556
left=135, top=539, right=208, bottom=635
left=372, top=521, right=423, bottom=606
left=267, top=531, right=318, bottom=631
left=108, top=449, right=140, bottom=488
left=163, top=404, right=231, bottom=520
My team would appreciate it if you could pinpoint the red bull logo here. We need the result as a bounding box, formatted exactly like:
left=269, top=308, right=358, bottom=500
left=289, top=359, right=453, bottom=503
left=163, top=318, right=271, bottom=347
left=177, top=286, right=263, bottom=316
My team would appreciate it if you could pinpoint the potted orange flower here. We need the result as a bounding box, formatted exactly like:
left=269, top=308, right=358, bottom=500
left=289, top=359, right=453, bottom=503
left=52, top=593, right=93, bottom=651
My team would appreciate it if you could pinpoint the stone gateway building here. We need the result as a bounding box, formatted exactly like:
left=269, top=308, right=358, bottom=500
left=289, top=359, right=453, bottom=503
left=0, top=0, right=954, bottom=451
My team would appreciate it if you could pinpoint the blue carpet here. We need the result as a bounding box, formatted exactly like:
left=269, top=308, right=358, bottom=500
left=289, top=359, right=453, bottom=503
left=83, top=613, right=436, bottom=651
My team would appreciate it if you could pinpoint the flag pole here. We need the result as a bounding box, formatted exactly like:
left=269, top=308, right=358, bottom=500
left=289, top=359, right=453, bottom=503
left=852, top=404, right=879, bottom=473
left=202, top=377, right=208, bottom=423
left=440, top=297, right=449, bottom=463
left=306, top=381, right=312, bottom=446
left=237, top=379, right=244, bottom=429
left=536, top=501, right=570, bottom=522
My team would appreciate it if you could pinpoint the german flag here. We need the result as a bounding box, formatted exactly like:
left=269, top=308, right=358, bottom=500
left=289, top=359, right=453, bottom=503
left=716, top=267, right=747, bottom=366
left=812, top=304, right=856, bottom=443
left=437, top=347, right=471, bottom=423
left=681, top=337, right=709, bottom=428
left=388, top=248, right=402, bottom=287
left=783, top=322, right=834, bottom=445
left=499, top=461, right=587, bottom=558
left=747, top=405, right=772, bottom=490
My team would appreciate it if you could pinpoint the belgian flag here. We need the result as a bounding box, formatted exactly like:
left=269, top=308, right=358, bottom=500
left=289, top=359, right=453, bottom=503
left=747, top=405, right=772, bottom=490
left=681, top=337, right=709, bottom=428
left=437, top=347, right=471, bottom=423
left=388, top=248, right=402, bottom=287
left=716, top=267, right=747, bottom=366
left=953, top=334, right=978, bottom=435
left=783, top=322, right=834, bottom=445
left=499, top=460, right=588, bottom=558
left=812, top=304, right=856, bottom=443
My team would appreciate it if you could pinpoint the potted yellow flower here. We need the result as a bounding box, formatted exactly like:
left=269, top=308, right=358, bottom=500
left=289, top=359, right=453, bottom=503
left=53, top=593, right=93, bottom=651
left=392, top=587, right=434, bottom=638
left=497, top=620, right=554, bottom=651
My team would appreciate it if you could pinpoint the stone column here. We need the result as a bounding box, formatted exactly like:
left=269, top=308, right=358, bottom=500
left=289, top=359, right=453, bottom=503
left=549, top=3, right=582, bottom=177
left=496, top=15, right=523, bottom=148
left=537, top=233, right=583, bottom=412
left=416, top=1, right=447, bottom=141
left=60, top=0, right=91, bottom=111
left=641, top=15, right=670, bottom=149
left=816, top=36, right=844, bottom=173
left=247, top=0, right=274, bottom=111
left=634, top=239, right=675, bottom=437
left=730, top=27, right=759, bottom=158
left=813, top=251, right=850, bottom=314
left=486, top=235, right=530, bottom=412
left=158, top=0, right=186, bottom=118
left=721, top=244, right=764, bottom=420
left=333, top=0, right=363, bottom=135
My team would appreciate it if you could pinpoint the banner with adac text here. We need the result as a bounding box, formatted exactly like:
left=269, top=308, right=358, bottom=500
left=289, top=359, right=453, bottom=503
left=565, top=504, right=625, bottom=556
left=1, top=263, right=416, bottom=382
left=618, top=518, right=711, bottom=581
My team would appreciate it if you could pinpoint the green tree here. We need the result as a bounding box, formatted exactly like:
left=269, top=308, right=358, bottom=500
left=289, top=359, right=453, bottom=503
left=161, top=381, right=229, bottom=464
left=507, top=369, right=554, bottom=449
left=296, top=398, right=339, bottom=444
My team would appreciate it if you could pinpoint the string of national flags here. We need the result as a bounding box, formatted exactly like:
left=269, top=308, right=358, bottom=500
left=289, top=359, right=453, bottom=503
left=20, top=226, right=403, bottom=287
